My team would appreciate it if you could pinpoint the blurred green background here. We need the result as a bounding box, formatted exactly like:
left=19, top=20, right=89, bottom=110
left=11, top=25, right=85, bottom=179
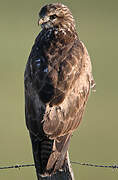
left=0, top=0, right=118, bottom=179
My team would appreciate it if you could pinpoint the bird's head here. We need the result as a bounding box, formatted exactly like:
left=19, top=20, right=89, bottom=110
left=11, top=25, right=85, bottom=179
left=38, top=3, right=75, bottom=32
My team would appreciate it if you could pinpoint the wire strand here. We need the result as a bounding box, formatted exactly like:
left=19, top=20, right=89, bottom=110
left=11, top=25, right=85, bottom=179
left=0, top=161, right=118, bottom=170
left=70, top=161, right=118, bottom=169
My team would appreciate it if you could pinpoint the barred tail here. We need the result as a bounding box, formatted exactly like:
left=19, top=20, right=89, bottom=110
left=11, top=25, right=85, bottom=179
left=30, top=133, right=53, bottom=175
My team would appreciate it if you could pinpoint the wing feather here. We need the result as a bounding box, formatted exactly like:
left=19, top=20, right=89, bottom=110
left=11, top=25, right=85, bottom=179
left=43, top=41, right=94, bottom=138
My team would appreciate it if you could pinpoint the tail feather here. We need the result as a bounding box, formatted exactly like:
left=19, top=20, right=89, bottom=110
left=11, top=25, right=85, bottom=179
left=46, top=134, right=72, bottom=173
left=40, top=140, right=54, bottom=173
left=30, top=133, right=53, bottom=175
left=30, top=132, right=71, bottom=176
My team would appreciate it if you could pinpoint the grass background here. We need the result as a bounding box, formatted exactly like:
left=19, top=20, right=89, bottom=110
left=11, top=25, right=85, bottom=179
left=0, top=0, right=118, bottom=179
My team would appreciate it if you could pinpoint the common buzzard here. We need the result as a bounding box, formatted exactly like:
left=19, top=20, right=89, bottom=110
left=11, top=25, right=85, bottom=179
left=24, top=3, right=95, bottom=177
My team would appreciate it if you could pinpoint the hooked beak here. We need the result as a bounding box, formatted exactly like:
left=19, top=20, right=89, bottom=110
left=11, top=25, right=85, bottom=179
left=38, top=16, right=50, bottom=26
left=38, top=18, right=44, bottom=26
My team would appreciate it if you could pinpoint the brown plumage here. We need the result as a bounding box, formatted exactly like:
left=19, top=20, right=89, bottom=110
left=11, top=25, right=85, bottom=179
left=24, top=3, right=95, bottom=177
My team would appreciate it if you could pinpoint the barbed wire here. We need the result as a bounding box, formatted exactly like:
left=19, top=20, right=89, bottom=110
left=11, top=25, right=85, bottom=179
left=0, top=164, right=34, bottom=170
left=0, top=161, right=118, bottom=170
left=70, top=161, right=118, bottom=169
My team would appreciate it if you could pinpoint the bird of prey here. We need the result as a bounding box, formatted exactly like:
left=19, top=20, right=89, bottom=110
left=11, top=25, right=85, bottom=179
left=24, top=3, right=95, bottom=177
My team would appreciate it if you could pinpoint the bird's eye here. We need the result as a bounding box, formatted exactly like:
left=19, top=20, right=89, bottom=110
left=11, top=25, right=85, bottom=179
left=50, top=14, right=57, bottom=20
